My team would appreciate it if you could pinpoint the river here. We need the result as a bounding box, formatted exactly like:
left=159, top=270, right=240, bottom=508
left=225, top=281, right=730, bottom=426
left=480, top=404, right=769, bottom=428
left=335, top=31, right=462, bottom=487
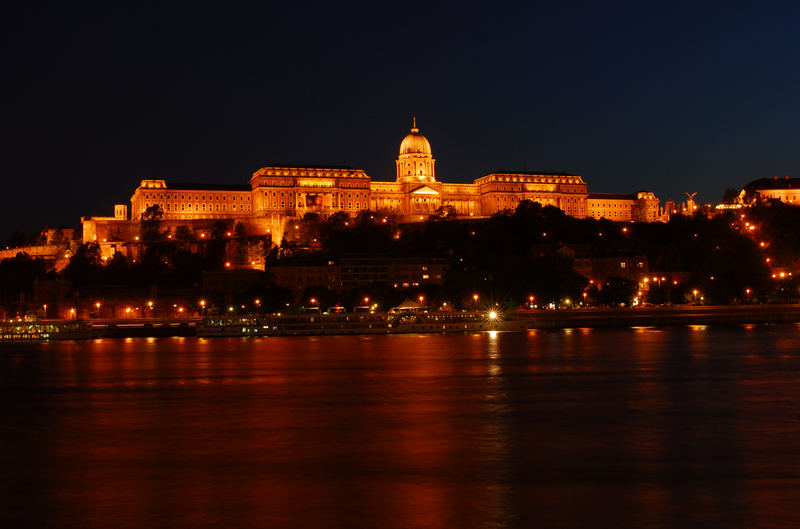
left=2, top=325, right=800, bottom=528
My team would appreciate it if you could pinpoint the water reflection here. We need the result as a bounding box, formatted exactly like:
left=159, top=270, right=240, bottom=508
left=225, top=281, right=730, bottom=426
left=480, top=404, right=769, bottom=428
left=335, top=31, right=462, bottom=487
left=1, top=326, right=800, bottom=528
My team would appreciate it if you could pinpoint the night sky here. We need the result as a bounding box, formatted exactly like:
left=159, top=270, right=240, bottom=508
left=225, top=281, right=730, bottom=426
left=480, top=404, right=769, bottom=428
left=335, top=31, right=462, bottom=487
left=2, top=0, right=800, bottom=239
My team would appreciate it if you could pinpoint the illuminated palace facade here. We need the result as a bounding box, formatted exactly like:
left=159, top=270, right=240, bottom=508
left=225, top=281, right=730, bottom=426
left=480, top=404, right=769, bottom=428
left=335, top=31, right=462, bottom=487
left=83, top=121, right=663, bottom=250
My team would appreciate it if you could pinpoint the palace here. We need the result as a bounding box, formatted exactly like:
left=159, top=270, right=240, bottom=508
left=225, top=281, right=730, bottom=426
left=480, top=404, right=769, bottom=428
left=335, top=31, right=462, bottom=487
left=82, top=120, right=664, bottom=256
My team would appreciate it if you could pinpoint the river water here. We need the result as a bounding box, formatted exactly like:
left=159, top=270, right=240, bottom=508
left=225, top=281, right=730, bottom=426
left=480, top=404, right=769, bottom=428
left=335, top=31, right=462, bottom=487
left=1, top=325, right=800, bottom=528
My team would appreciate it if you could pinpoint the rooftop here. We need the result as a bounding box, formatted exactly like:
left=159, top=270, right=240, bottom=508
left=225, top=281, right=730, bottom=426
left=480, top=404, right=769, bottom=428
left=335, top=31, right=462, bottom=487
left=745, top=177, right=800, bottom=190
left=588, top=193, right=635, bottom=200
left=165, top=182, right=251, bottom=191
left=489, top=170, right=576, bottom=177
left=258, top=164, right=357, bottom=170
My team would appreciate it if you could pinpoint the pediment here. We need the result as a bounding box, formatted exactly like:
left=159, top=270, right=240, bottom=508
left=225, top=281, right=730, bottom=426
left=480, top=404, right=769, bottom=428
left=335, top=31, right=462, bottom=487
left=411, top=185, right=440, bottom=195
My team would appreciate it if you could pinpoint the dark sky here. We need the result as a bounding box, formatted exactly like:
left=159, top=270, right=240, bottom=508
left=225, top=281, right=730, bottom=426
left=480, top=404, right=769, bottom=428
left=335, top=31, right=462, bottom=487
left=2, top=0, right=799, bottom=239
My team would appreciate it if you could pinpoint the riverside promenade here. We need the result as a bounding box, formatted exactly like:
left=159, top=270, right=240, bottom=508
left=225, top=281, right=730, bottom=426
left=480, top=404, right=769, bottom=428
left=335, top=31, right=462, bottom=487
left=514, top=304, right=800, bottom=329
left=4, top=305, right=800, bottom=342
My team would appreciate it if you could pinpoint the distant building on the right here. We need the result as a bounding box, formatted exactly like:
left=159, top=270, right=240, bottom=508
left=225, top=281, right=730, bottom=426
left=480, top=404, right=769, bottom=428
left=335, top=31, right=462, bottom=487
left=743, top=175, right=800, bottom=204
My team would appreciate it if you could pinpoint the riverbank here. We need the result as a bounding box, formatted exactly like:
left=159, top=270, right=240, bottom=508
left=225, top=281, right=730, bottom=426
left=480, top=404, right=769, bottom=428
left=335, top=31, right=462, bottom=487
left=3, top=305, right=800, bottom=342
left=515, top=304, right=800, bottom=329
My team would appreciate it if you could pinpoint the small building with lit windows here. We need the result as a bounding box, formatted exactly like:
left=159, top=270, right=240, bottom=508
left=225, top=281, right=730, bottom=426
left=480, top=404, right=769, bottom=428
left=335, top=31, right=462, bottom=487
left=743, top=175, right=800, bottom=205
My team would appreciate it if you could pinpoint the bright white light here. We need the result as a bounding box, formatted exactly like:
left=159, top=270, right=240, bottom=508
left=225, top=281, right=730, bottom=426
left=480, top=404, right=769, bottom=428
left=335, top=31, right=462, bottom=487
left=488, top=310, right=498, bottom=320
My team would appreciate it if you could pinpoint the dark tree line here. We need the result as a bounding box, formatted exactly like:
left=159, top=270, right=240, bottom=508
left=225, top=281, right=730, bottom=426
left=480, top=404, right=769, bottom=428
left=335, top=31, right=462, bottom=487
left=3, top=199, right=798, bottom=314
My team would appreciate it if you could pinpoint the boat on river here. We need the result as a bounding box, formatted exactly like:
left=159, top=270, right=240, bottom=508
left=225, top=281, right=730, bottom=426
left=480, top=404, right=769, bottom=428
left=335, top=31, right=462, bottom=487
left=0, top=320, right=96, bottom=342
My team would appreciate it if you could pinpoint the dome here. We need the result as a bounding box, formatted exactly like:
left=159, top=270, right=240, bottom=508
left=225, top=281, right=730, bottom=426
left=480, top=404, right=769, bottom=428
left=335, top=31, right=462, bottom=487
left=399, top=119, right=432, bottom=156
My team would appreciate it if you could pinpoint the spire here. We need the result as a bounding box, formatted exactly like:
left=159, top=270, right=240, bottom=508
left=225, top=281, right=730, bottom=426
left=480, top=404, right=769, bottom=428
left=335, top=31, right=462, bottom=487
left=411, top=116, right=419, bottom=134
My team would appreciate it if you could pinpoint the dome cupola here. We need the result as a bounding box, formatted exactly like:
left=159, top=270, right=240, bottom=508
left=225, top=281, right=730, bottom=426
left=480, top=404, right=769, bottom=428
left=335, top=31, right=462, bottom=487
left=396, top=117, right=436, bottom=184
left=399, top=117, right=432, bottom=156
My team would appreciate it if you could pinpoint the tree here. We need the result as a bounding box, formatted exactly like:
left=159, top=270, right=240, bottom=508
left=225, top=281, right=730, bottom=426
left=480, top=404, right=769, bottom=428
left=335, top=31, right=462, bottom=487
left=6, top=232, right=28, bottom=249
left=140, top=204, right=164, bottom=221
left=234, top=222, right=248, bottom=262
left=722, top=188, right=741, bottom=204
left=62, top=242, right=102, bottom=287
left=175, top=225, right=193, bottom=242
left=598, top=276, right=638, bottom=307
left=430, top=204, right=458, bottom=221
left=139, top=206, right=165, bottom=243
left=50, top=228, right=66, bottom=247
left=0, top=253, right=50, bottom=313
